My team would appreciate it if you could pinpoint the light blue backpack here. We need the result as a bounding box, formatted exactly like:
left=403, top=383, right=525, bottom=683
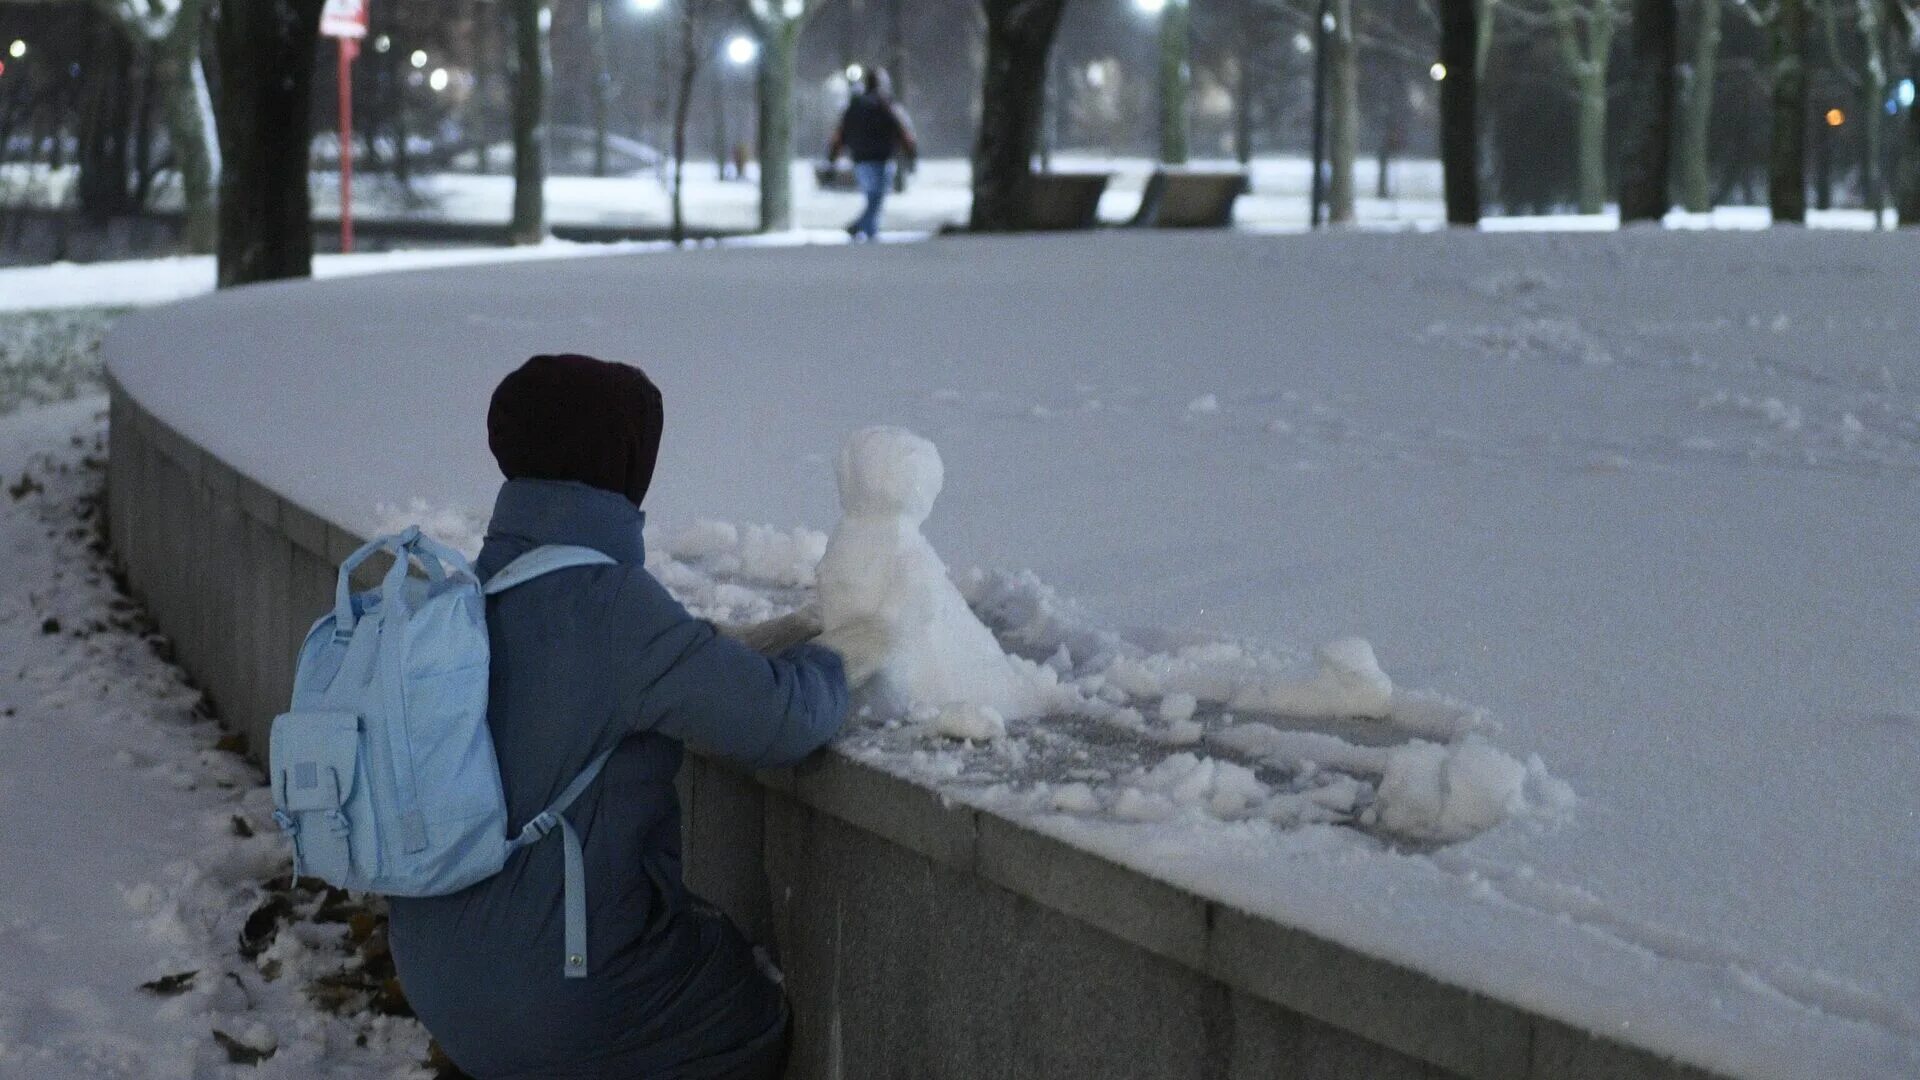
left=269, top=526, right=616, bottom=978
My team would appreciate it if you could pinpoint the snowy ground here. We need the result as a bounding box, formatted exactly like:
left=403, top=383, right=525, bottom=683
left=97, top=227, right=1920, bottom=1078
left=2, top=154, right=1900, bottom=245
left=0, top=346, right=433, bottom=1075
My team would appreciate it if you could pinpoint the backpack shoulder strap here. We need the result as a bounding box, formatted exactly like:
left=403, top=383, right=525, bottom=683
left=508, top=746, right=619, bottom=979
left=483, top=545, right=617, bottom=596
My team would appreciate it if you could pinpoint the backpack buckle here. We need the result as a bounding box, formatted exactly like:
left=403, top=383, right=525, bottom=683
left=519, top=811, right=560, bottom=843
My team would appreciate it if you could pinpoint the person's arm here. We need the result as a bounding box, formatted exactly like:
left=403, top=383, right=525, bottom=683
left=890, top=104, right=919, bottom=162
left=610, top=570, right=848, bottom=770
left=827, top=119, right=846, bottom=164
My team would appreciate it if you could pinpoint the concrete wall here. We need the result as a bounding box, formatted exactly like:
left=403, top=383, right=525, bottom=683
left=106, top=378, right=1727, bottom=1080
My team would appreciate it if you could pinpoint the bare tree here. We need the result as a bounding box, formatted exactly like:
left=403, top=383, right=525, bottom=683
left=509, top=0, right=549, bottom=245
left=1438, top=0, right=1483, bottom=223
left=969, top=0, right=1073, bottom=231
left=95, top=0, right=219, bottom=253
left=212, top=0, right=326, bottom=286
left=668, top=0, right=727, bottom=242
left=1542, top=0, right=1628, bottom=212
left=1899, top=0, right=1920, bottom=224
left=1620, top=0, right=1679, bottom=220
left=1329, top=0, right=1359, bottom=221
left=1734, top=0, right=1810, bottom=222
left=1816, top=0, right=1892, bottom=225
left=745, top=0, right=835, bottom=233
left=1155, top=0, right=1191, bottom=164
left=1676, top=0, right=1723, bottom=212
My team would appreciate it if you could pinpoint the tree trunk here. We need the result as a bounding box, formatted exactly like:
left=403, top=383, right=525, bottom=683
left=1677, top=0, right=1721, bottom=212
left=156, top=0, right=219, bottom=253
left=888, top=0, right=910, bottom=104
left=1554, top=0, right=1617, bottom=215
left=214, top=0, right=325, bottom=287
left=1620, top=0, right=1679, bottom=221
left=1903, top=18, right=1920, bottom=226
left=1158, top=0, right=1190, bottom=165
left=1855, top=0, right=1886, bottom=226
left=78, top=15, right=138, bottom=221
left=1768, top=0, right=1808, bottom=223
left=671, top=11, right=699, bottom=244
left=1439, top=0, right=1482, bottom=224
left=473, top=0, right=496, bottom=174
left=969, top=0, right=1071, bottom=232
left=590, top=0, right=611, bottom=178
left=510, top=0, right=550, bottom=245
left=1232, top=41, right=1256, bottom=165
left=757, top=21, right=801, bottom=232
left=1328, top=0, right=1358, bottom=222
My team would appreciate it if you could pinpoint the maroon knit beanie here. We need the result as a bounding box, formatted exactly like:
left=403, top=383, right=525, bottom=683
left=487, top=354, right=664, bottom=507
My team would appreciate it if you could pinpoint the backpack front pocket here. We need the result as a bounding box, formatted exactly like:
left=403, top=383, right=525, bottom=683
left=269, top=710, right=366, bottom=886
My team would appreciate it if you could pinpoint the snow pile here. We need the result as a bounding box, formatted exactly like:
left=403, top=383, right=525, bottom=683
left=664, top=519, right=827, bottom=588
left=1215, top=722, right=1574, bottom=841
left=817, top=427, right=1064, bottom=724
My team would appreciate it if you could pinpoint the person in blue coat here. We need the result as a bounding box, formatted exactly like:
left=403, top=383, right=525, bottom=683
left=388, top=354, right=888, bottom=1079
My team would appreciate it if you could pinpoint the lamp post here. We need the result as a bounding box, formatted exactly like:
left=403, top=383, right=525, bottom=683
left=719, top=33, right=758, bottom=180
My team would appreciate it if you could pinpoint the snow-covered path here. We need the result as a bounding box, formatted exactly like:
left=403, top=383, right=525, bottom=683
left=0, top=398, right=426, bottom=1078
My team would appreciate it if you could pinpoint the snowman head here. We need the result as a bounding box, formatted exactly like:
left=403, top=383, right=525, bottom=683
left=837, top=426, right=944, bottom=524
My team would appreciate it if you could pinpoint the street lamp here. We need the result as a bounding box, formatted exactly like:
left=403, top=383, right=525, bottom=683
left=1429, top=62, right=1447, bottom=81
left=7, top=39, right=25, bottom=59
left=410, top=49, right=428, bottom=69
left=715, top=35, right=760, bottom=181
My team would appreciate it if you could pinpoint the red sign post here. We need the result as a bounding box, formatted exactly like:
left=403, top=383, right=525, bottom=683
left=320, top=0, right=369, bottom=253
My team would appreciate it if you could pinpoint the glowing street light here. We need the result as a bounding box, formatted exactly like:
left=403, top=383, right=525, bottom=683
left=1430, top=62, right=1447, bottom=81
left=1900, top=79, right=1917, bottom=109
left=629, top=0, right=665, bottom=11
left=429, top=67, right=451, bottom=93
left=725, top=34, right=759, bottom=67
left=1825, top=107, right=1845, bottom=127
left=7, top=39, right=25, bottom=59
left=1133, top=0, right=1167, bottom=13
left=409, top=49, right=428, bottom=69
left=372, top=34, right=392, bottom=53
left=845, top=63, right=864, bottom=83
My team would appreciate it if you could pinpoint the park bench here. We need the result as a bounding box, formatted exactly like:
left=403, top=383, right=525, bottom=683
left=813, top=162, right=914, bottom=193
left=1015, top=171, right=1112, bottom=230
left=1128, top=168, right=1250, bottom=228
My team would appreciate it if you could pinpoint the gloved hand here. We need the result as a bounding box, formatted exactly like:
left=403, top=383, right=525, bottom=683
left=719, top=606, right=823, bottom=655
left=814, top=616, right=894, bottom=690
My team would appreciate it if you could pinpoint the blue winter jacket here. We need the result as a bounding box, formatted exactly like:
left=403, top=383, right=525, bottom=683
left=388, top=479, right=848, bottom=1079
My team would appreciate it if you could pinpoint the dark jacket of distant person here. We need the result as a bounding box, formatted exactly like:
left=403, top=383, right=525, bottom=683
left=832, top=76, right=917, bottom=165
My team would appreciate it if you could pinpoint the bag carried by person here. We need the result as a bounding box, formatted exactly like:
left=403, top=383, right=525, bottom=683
left=268, top=526, right=615, bottom=978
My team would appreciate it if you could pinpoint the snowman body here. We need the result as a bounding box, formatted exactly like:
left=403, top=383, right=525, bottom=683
left=818, top=427, right=1044, bottom=720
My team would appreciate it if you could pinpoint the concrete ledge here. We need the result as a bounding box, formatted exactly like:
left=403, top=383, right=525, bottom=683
left=104, top=377, right=1732, bottom=1080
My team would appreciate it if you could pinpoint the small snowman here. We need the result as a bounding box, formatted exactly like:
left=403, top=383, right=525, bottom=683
left=817, top=427, right=1048, bottom=726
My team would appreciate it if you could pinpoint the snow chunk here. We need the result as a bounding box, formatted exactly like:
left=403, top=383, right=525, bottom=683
left=1376, top=736, right=1528, bottom=842
left=931, top=703, right=1007, bottom=742
left=1159, top=692, right=1198, bottom=725
left=1230, top=637, right=1394, bottom=719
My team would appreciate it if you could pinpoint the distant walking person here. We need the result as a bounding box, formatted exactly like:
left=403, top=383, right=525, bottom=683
left=827, top=68, right=917, bottom=240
